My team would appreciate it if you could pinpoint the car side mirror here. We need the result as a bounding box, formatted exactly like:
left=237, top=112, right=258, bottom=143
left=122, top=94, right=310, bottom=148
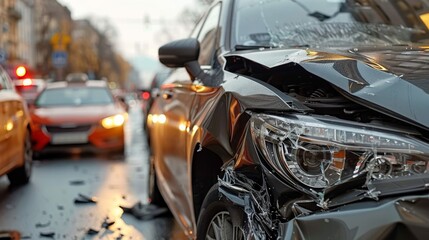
left=158, top=38, right=209, bottom=82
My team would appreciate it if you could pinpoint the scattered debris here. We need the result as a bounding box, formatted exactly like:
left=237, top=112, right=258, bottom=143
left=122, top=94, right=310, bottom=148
left=57, top=205, right=64, bottom=211
left=74, top=193, right=97, bottom=204
left=86, top=228, right=99, bottom=235
left=69, top=180, right=85, bottom=186
left=101, top=218, right=115, bottom=229
left=120, top=202, right=170, bottom=220
left=35, top=221, right=51, bottom=228
left=39, top=232, right=55, bottom=238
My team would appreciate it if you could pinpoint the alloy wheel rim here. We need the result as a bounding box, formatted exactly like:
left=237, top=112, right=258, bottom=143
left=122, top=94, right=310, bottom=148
left=205, top=211, right=243, bottom=240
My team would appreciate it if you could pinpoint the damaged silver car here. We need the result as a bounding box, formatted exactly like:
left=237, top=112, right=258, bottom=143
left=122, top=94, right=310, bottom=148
left=148, top=0, right=429, bottom=239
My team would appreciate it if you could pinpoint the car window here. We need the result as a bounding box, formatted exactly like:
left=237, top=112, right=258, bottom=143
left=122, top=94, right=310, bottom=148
left=0, top=69, right=13, bottom=91
left=35, top=87, right=114, bottom=107
left=197, top=3, right=222, bottom=66
left=190, top=15, right=205, bottom=39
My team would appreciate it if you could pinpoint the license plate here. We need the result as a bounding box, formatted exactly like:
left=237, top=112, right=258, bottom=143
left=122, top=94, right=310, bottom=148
left=51, top=132, right=88, bottom=145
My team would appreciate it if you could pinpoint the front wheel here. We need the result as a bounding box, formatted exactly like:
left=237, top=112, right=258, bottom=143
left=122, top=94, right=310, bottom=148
left=197, top=184, right=245, bottom=240
left=8, top=131, right=32, bottom=185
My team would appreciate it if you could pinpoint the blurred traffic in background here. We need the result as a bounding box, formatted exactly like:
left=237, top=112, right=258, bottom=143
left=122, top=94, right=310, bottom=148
left=0, top=0, right=209, bottom=239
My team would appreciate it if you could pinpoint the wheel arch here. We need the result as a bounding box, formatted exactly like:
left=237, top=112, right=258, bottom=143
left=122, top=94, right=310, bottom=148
left=191, top=143, right=224, bottom=221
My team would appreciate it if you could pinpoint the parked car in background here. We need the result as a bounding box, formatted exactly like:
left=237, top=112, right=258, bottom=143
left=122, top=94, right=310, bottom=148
left=143, top=67, right=172, bottom=133
left=148, top=0, right=429, bottom=239
left=0, top=66, right=33, bottom=185
left=31, top=79, right=127, bottom=156
left=13, top=78, right=47, bottom=105
left=2, top=64, right=47, bottom=105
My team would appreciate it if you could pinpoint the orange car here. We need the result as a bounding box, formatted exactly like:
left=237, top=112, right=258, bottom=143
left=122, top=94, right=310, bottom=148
left=30, top=80, right=126, bottom=155
left=0, top=66, right=33, bottom=185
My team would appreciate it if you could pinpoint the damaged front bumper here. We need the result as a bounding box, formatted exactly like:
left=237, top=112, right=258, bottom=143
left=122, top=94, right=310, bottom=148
left=281, top=194, right=429, bottom=240
left=219, top=168, right=429, bottom=239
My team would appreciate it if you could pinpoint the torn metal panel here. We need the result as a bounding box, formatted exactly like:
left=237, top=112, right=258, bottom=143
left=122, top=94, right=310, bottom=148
left=218, top=165, right=278, bottom=239
left=279, top=195, right=429, bottom=240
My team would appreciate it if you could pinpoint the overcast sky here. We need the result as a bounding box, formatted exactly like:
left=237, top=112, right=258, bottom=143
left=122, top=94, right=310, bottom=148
left=58, top=0, right=196, bottom=59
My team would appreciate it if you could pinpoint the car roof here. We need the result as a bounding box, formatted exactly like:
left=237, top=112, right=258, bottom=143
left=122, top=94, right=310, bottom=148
left=45, top=80, right=108, bottom=89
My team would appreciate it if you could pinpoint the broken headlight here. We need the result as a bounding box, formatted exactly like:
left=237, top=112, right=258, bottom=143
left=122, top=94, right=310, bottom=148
left=250, top=114, right=429, bottom=189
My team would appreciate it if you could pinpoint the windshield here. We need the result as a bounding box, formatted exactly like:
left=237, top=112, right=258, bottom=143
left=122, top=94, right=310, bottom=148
left=35, top=87, right=114, bottom=107
left=233, top=0, right=429, bottom=48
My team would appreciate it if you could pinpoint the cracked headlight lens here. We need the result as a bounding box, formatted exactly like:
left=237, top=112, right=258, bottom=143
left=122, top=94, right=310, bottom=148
left=250, top=114, right=429, bottom=189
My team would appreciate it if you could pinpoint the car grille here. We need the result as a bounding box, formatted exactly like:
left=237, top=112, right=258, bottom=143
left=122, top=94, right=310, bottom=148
left=45, top=124, right=92, bottom=134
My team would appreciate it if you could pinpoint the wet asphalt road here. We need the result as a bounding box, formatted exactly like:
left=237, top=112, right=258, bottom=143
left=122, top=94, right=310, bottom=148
left=0, top=102, right=187, bottom=240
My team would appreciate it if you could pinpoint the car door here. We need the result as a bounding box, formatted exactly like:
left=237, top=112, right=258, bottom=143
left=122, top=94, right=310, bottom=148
left=151, top=68, right=197, bottom=231
left=152, top=3, right=223, bottom=234
left=0, top=69, right=21, bottom=174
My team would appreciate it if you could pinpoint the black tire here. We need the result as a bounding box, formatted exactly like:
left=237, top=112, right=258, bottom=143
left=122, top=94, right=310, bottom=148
left=196, top=184, right=245, bottom=240
left=148, top=157, right=167, bottom=207
left=8, top=131, right=32, bottom=185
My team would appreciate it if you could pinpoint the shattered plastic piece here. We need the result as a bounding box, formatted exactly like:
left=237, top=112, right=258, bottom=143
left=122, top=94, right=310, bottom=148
left=39, top=232, right=55, bottom=238
left=101, top=218, right=115, bottom=229
left=74, top=193, right=97, bottom=204
left=218, top=165, right=277, bottom=239
left=291, top=200, right=314, bottom=217
left=365, top=187, right=381, bottom=201
left=35, top=221, right=51, bottom=228
left=86, top=228, right=99, bottom=235
left=120, top=202, right=170, bottom=220
left=69, top=180, right=85, bottom=185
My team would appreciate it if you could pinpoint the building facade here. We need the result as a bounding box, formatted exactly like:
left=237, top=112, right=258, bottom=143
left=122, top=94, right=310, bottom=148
left=16, top=0, right=35, bottom=68
left=0, top=0, right=21, bottom=65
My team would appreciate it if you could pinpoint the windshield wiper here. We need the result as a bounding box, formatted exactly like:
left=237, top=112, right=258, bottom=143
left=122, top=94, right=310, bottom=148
left=234, top=44, right=278, bottom=51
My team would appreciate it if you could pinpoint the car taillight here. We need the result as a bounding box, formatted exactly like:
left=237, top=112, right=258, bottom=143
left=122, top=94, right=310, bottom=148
left=22, top=78, right=33, bottom=86
left=142, top=91, right=151, bottom=100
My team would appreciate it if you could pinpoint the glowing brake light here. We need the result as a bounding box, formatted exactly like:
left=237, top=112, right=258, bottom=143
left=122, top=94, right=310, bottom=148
left=22, top=78, right=32, bottom=86
left=142, top=91, right=151, bottom=100
left=16, top=66, right=27, bottom=77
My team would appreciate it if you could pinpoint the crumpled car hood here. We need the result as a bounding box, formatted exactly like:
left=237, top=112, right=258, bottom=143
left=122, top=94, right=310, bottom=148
left=225, top=47, right=429, bottom=130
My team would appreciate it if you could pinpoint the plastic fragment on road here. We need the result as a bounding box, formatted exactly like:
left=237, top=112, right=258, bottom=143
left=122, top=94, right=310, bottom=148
left=69, top=180, right=85, bottom=185
left=74, top=193, right=97, bottom=204
left=120, top=202, right=170, bottom=220
left=35, top=221, right=51, bottom=228
left=39, top=232, right=55, bottom=238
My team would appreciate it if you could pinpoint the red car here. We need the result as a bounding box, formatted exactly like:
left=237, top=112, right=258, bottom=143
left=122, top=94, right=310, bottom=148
left=30, top=80, right=126, bottom=155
